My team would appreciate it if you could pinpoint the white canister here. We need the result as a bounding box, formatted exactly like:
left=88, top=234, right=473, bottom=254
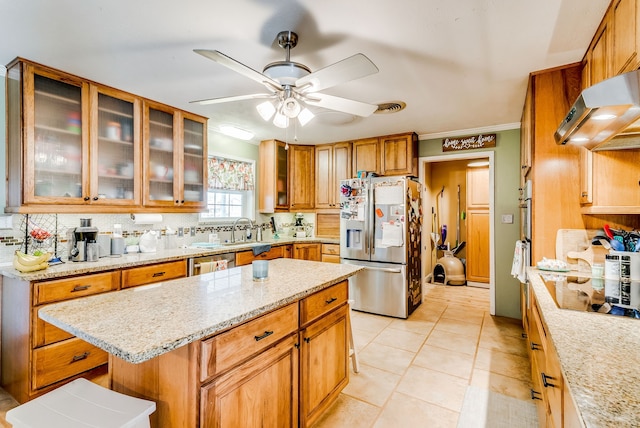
left=110, top=236, right=125, bottom=257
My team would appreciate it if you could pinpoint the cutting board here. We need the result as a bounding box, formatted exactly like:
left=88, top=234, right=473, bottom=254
left=556, top=229, right=606, bottom=271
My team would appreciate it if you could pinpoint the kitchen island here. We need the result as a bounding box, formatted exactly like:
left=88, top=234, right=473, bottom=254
left=528, top=269, right=640, bottom=427
left=38, top=258, right=362, bottom=427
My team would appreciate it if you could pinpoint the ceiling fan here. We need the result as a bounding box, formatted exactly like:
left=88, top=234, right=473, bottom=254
left=192, top=31, right=379, bottom=128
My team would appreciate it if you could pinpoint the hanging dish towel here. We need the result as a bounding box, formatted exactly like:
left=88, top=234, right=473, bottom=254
left=253, top=244, right=271, bottom=256
left=511, top=240, right=529, bottom=283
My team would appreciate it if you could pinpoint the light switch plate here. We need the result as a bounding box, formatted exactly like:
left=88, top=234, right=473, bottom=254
left=501, top=214, right=514, bottom=224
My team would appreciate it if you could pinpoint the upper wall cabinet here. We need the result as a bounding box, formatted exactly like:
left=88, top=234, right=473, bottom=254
left=352, top=137, right=380, bottom=176
left=583, top=0, right=640, bottom=87
left=379, top=132, right=418, bottom=177
left=5, top=58, right=207, bottom=213
left=315, top=142, right=351, bottom=212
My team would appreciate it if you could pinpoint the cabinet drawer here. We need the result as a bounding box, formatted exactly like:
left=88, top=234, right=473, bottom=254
left=33, top=308, right=73, bottom=347
left=322, top=244, right=340, bottom=256
left=321, top=254, right=340, bottom=264
left=200, top=303, right=298, bottom=381
left=300, top=281, right=348, bottom=326
left=33, top=271, right=120, bottom=305
left=32, top=337, right=108, bottom=390
left=235, top=246, right=285, bottom=266
left=122, top=260, right=187, bottom=288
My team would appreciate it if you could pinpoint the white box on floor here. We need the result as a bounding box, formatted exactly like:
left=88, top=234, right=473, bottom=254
left=6, top=378, right=156, bottom=428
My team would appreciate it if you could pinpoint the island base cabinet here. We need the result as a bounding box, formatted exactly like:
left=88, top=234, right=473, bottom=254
left=300, top=304, right=349, bottom=428
left=200, top=335, right=299, bottom=428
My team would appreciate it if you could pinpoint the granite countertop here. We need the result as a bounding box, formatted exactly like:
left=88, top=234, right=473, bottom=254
left=38, top=258, right=362, bottom=365
left=528, top=268, right=640, bottom=427
left=1, top=236, right=340, bottom=281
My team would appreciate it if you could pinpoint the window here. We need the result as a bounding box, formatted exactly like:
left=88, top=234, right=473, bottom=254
left=200, top=155, right=255, bottom=221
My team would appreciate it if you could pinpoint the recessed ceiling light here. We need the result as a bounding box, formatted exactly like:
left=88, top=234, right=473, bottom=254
left=219, top=125, right=254, bottom=141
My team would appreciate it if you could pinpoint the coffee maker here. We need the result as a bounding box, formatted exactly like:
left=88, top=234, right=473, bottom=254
left=69, top=218, right=98, bottom=262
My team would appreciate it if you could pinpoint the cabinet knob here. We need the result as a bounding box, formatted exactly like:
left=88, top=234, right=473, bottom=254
left=175, top=200, right=179, bottom=204
left=83, top=196, right=90, bottom=201
left=92, top=196, right=99, bottom=201
left=581, top=192, right=588, bottom=197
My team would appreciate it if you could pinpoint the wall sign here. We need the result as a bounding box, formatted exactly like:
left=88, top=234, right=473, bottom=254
left=442, top=133, right=496, bottom=152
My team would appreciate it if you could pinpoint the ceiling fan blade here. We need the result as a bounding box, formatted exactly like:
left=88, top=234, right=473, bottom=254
left=295, top=53, right=378, bottom=93
left=194, top=49, right=282, bottom=92
left=303, top=93, right=378, bottom=117
left=190, top=93, right=275, bottom=106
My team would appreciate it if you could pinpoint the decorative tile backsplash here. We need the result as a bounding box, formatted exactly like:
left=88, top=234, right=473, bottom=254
left=0, top=212, right=315, bottom=262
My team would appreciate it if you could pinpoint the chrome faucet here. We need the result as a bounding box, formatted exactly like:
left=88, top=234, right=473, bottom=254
left=231, top=217, right=254, bottom=243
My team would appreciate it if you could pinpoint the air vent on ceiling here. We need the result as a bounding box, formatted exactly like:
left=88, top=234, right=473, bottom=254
left=375, top=101, right=406, bottom=114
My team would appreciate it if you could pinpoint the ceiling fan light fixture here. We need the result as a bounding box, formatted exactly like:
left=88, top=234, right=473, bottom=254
left=256, top=101, right=276, bottom=121
left=298, top=108, right=314, bottom=126
left=273, top=112, right=289, bottom=128
left=283, top=97, right=301, bottom=118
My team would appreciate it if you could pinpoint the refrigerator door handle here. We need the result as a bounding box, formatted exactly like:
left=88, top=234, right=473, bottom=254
left=363, top=266, right=403, bottom=273
left=369, top=183, right=375, bottom=256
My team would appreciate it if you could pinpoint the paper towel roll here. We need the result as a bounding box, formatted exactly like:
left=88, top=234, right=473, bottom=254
left=132, top=214, right=163, bottom=225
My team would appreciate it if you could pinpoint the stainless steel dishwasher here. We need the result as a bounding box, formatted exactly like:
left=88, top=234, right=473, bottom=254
left=188, top=253, right=236, bottom=276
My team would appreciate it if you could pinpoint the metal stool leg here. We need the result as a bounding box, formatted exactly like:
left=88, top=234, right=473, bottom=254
left=347, top=299, right=359, bottom=373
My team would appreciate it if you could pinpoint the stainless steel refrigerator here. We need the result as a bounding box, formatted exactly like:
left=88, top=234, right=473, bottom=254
left=340, top=175, right=422, bottom=318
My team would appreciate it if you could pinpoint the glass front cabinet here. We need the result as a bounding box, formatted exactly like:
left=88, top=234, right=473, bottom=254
left=6, top=59, right=207, bottom=213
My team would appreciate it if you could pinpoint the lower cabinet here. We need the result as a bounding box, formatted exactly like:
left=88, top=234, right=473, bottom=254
left=235, top=245, right=289, bottom=266
left=293, top=242, right=322, bottom=261
left=200, top=335, right=299, bottom=428
left=527, top=289, right=579, bottom=428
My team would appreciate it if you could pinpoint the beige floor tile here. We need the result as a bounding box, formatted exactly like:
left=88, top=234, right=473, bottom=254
left=413, top=344, right=475, bottom=380
left=351, top=311, right=394, bottom=334
left=426, top=328, right=479, bottom=356
left=373, top=327, right=426, bottom=353
left=441, top=306, right=486, bottom=324
left=470, top=368, right=533, bottom=401
left=358, top=342, right=416, bottom=375
left=474, top=347, right=532, bottom=382
left=396, top=365, right=468, bottom=412
left=482, top=315, right=525, bottom=338
left=342, top=363, right=402, bottom=407
left=311, top=394, right=380, bottom=428
left=478, top=329, right=528, bottom=358
left=387, top=318, right=435, bottom=335
left=433, top=317, right=482, bottom=338
left=408, top=307, right=445, bottom=323
left=352, top=327, right=379, bottom=351
left=373, top=391, right=459, bottom=428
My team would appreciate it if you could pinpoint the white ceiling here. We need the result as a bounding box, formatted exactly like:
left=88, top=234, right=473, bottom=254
left=1, top=0, right=610, bottom=145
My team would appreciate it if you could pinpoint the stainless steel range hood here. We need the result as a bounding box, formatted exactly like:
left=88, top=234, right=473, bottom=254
left=555, top=69, right=640, bottom=151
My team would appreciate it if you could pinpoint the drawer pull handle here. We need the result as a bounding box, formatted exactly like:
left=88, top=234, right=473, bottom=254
left=254, top=330, right=274, bottom=341
left=72, top=285, right=91, bottom=292
left=304, top=337, right=311, bottom=343
left=530, top=389, right=542, bottom=400
left=152, top=271, right=166, bottom=277
left=530, top=342, right=541, bottom=351
left=325, top=297, right=337, bottom=305
left=71, top=352, right=90, bottom=362
left=541, top=372, right=556, bottom=388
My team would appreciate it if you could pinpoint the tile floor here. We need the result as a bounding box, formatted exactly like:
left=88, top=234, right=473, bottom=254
left=0, top=282, right=533, bottom=428
left=312, top=283, right=534, bottom=428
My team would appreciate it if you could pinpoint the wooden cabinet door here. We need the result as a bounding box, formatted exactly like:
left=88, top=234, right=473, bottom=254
left=466, top=210, right=490, bottom=283
left=180, top=112, right=208, bottom=208
left=611, top=0, right=638, bottom=75
left=143, top=100, right=179, bottom=207
left=466, top=166, right=489, bottom=209
left=89, top=84, right=141, bottom=206
left=352, top=138, right=380, bottom=176
left=293, top=243, right=322, bottom=261
left=300, top=304, right=348, bottom=428
left=200, top=335, right=299, bottom=428
left=22, top=63, right=90, bottom=205
left=315, top=144, right=333, bottom=209
left=579, top=147, right=593, bottom=204
left=590, top=21, right=610, bottom=85
left=289, top=145, right=315, bottom=210
left=258, top=139, right=289, bottom=213
left=520, top=80, right=533, bottom=180
left=380, top=133, right=417, bottom=176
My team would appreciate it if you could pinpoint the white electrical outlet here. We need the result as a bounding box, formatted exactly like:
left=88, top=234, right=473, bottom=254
left=501, top=214, right=514, bottom=224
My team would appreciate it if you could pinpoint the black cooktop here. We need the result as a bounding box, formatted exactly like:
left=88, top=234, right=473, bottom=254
left=541, top=274, right=640, bottom=319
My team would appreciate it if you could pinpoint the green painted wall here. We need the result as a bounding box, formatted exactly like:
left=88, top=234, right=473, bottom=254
left=207, top=132, right=259, bottom=161
left=419, top=129, right=522, bottom=319
left=0, top=70, right=6, bottom=212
